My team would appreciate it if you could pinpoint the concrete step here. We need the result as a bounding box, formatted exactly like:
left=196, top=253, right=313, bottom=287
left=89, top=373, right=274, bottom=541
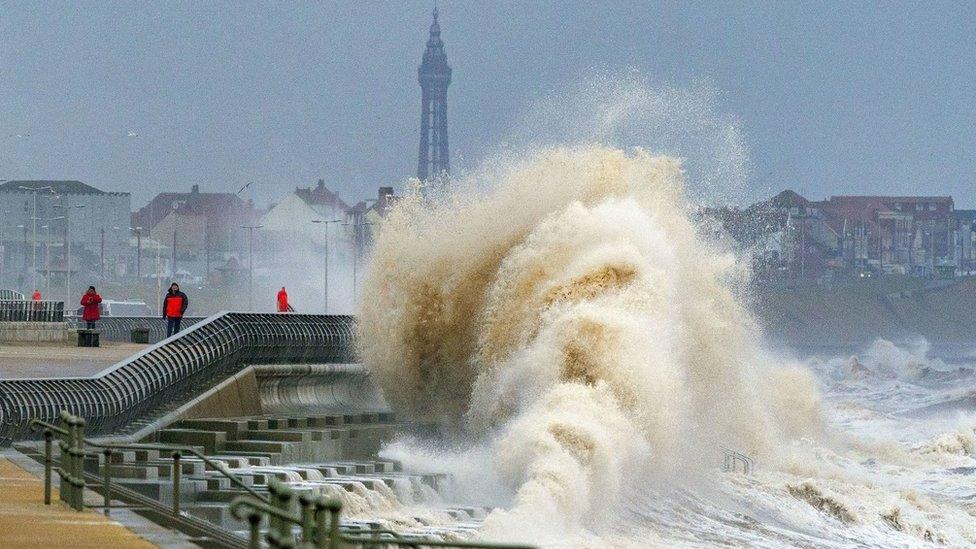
left=214, top=450, right=282, bottom=466
left=196, top=489, right=261, bottom=503
left=84, top=460, right=159, bottom=480
left=240, top=430, right=311, bottom=443
left=186, top=503, right=234, bottom=529
left=157, top=429, right=227, bottom=453
left=220, top=440, right=289, bottom=454
left=174, top=419, right=251, bottom=441
left=265, top=417, right=308, bottom=429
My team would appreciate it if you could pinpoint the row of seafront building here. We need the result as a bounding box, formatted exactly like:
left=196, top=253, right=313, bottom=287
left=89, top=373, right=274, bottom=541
left=0, top=178, right=394, bottom=299
left=705, top=190, right=976, bottom=281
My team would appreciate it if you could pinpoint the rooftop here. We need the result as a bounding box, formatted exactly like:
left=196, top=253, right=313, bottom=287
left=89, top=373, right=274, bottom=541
left=0, top=180, right=126, bottom=196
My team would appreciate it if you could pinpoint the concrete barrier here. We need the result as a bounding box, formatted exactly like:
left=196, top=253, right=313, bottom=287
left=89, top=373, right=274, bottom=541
left=0, top=321, right=68, bottom=343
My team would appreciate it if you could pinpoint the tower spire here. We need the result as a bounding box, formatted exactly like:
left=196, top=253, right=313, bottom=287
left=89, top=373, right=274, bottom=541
left=417, top=6, right=451, bottom=183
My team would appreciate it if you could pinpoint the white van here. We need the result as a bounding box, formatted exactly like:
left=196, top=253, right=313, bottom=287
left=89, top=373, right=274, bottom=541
left=75, top=300, right=154, bottom=317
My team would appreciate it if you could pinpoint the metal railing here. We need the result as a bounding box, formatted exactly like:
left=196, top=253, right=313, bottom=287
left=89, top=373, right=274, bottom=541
left=68, top=316, right=206, bottom=343
left=722, top=447, right=754, bottom=474
left=0, top=289, right=25, bottom=300
left=231, top=481, right=537, bottom=549
left=0, top=299, right=64, bottom=322
left=31, top=411, right=535, bottom=549
left=0, top=312, right=357, bottom=445
left=30, top=411, right=268, bottom=517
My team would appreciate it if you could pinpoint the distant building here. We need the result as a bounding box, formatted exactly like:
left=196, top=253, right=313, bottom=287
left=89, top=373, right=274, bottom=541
left=131, top=184, right=257, bottom=279
left=349, top=187, right=397, bottom=254
left=260, top=179, right=352, bottom=247
left=714, top=190, right=960, bottom=280
left=955, top=210, right=976, bottom=274
left=417, top=7, right=451, bottom=183
left=0, top=180, right=130, bottom=289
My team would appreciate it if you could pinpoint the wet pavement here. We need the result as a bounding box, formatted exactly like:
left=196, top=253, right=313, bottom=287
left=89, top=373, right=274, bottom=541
left=0, top=342, right=147, bottom=379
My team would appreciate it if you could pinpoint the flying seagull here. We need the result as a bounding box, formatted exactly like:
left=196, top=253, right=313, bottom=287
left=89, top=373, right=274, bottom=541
left=237, top=182, right=252, bottom=195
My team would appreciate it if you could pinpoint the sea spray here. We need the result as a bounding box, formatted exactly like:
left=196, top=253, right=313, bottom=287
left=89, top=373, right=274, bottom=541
left=359, top=145, right=823, bottom=542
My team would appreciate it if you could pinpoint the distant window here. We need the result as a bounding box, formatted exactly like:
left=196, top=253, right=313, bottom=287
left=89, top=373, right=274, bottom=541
left=790, top=207, right=799, bottom=215
left=928, top=203, right=936, bottom=211
left=894, top=203, right=902, bottom=211
left=916, top=203, right=923, bottom=211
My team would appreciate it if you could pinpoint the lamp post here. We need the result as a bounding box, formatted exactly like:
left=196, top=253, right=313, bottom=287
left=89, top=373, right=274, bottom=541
left=342, top=220, right=375, bottom=304
left=311, top=219, right=342, bottom=314
left=16, top=225, right=26, bottom=280
left=18, top=185, right=54, bottom=290
left=156, top=237, right=162, bottom=314
left=130, top=226, right=143, bottom=279
left=39, top=216, right=65, bottom=297
left=241, top=224, right=263, bottom=311
left=40, top=225, right=49, bottom=296
left=54, top=203, right=84, bottom=303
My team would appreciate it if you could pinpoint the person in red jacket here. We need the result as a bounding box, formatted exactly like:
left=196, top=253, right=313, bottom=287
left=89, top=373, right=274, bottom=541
left=80, top=286, right=102, bottom=329
left=162, top=282, right=189, bottom=337
left=277, top=287, right=289, bottom=313
left=30, top=289, right=43, bottom=319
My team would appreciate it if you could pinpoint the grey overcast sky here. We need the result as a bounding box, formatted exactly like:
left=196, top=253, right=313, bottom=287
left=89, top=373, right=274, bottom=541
left=1, top=1, right=974, bottom=208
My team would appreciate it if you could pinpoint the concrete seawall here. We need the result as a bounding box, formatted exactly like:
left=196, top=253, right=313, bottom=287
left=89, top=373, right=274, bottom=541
left=755, top=276, right=976, bottom=347
left=0, top=321, right=68, bottom=343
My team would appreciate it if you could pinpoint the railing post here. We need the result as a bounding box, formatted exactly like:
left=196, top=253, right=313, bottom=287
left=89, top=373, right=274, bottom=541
left=57, top=419, right=69, bottom=505
left=43, top=429, right=52, bottom=505
left=267, top=481, right=281, bottom=541
left=247, top=511, right=262, bottom=549
left=314, top=499, right=328, bottom=549
left=75, top=417, right=86, bottom=511
left=299, top=494, right=315, bottom=544
left=171, top=451, right=181, bottom=516
left=326, top=500, right=341, bottom=549
left=102, top=448, right=112, bottom=515
left=273, top=481, right=294, bottom=548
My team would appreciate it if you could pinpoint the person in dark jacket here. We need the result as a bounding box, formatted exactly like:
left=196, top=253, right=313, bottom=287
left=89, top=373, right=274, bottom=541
left=80, top=286, right=102, bottom=329
left=163, top=282, right=189, bottom=337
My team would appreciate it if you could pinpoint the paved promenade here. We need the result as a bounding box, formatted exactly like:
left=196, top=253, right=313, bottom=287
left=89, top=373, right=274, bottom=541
left=0, top=342, right=146, bottom=379
left=0, top=457, right=156, bottom=548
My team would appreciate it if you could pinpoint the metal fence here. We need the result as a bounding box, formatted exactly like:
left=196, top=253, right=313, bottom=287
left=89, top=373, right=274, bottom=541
left=0, top=312, right=357, bottom=445
left=0, top=289, right=25, bottom=300
left=68, top=316, right=206, bottom=343
left=0, top=300, right=64, bottom=322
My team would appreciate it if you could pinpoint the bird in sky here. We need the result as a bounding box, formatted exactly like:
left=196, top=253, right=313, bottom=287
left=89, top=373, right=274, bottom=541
left=237, top=182, right=252, bottom=195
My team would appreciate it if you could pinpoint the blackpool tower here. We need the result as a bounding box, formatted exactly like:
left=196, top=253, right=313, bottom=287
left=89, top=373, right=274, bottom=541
left=417, top=8, right=451, bottom=182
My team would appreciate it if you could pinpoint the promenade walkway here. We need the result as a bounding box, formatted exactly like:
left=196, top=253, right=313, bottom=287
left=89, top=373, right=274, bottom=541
left=0, top=457, right=155, bottom=548
left=0, top=342, right=146, bottom=379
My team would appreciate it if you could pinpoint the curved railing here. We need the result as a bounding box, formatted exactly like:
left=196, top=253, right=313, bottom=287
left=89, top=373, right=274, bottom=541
left=69, top=316, right=206, bottom=343
left=0, top=312, right=356, bottom=445
left=0, top=289, right=25, bottom=300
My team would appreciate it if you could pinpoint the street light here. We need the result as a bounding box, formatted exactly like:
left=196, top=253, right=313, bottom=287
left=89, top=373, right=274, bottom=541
left=15, top=225, right=26, bottom=282
left=54, top=203, right=85, bottom=303
left=311, top=219, right=342, bottom=314
left=129, top=226, right=143, bottom=279
left=18, top=185, right=54, bottom=289
left=39, top=216, right=64, bottom=297
left=342, top=220, right=375, bottom=304
left=241, top=224, right=263, bottom=311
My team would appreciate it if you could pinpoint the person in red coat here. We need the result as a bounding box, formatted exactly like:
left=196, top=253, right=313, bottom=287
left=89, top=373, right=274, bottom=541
left=80, top=286, right=102, bottom=329
left=277, top=287, right=289, bottom=313
left=31, top=289, right=41, bottom=301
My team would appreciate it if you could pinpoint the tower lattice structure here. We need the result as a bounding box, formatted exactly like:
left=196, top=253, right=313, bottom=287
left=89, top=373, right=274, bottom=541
left=417, top=8, right=451, bottom=182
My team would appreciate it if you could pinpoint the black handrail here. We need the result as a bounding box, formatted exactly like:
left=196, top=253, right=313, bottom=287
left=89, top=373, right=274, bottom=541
left=0, top=312, right=356, bottom=445
left=0, top=299, right=64, bottom=322
left=67, top=316, right=206, bottom=343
